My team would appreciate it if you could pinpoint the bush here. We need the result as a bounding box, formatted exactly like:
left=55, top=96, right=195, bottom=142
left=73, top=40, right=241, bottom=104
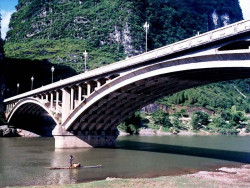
left=218, top=128, right=239, bottom=135
left=191, top=111, right=209, bottom=130
left=172, top=116, right=184, bottom=130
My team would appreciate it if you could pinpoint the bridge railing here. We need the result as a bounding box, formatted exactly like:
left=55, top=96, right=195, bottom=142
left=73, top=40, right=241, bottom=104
left=4, top=19, right=250, bottom=104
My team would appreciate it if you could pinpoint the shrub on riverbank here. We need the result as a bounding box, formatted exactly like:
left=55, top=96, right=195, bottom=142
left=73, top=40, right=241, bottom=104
left=191, top=111, right=209, bottom=130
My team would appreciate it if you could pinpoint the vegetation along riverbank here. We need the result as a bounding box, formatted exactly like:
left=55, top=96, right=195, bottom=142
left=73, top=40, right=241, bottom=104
left=118, top=104, right=250, bottom=136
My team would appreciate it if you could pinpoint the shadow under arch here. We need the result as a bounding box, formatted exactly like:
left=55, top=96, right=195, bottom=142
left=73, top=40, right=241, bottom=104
left=7, top=98, right=58, bottom=136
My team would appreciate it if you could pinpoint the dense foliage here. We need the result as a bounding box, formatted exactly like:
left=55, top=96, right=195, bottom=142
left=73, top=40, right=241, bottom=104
left=158, top=80, right=250, bottom=113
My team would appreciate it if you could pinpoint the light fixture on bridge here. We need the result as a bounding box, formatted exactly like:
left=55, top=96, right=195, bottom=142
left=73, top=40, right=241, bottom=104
left=17, top=83, right=20, bottom=95
left=143, top=21, right=149, bottom=52
left=51, top=66, right=55, bottom=83
left=83, top=50, right=88, bottom=73
left=31, top=76, right=34, bottom=90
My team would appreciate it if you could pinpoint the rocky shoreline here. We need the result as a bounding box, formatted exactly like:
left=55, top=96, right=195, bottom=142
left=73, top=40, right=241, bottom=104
left=119, top=128, right=250, bottom=136
left=0, top=125, right=40, bottom=137
left=0, top=125, right=19, bottom=137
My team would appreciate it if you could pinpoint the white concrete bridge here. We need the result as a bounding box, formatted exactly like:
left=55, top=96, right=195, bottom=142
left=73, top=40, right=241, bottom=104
left=4, top=19, right=250, bottom=148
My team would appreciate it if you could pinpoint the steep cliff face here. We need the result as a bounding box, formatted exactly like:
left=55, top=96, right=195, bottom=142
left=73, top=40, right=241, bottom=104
left=4, top=0, right=243, bottom=72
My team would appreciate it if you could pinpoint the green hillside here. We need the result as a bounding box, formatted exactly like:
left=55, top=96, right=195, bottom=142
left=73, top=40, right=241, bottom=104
left=4, top=0, right=243, bottom=71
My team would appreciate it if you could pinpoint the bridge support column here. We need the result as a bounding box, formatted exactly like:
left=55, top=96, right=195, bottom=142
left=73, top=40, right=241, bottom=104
left=50, top=93, right=53, bottom=109
left=62, top=88, right=70, bottom=123
left=96, top=80, right=101, bottom=89
left=52, top=125, right=119, bottom=148
left=56, top=91, right=59, bottom=114
left=87, top=82, right=91, bottom=96
left=70, top=88, right=74, bottom=111
left=78, top=85, right=82, bottom=105
left=6, top=104, right=9, bottom=113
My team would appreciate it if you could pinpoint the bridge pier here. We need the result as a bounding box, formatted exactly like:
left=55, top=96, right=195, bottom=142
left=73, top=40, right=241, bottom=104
left=52, top=125, right=119, bottom=148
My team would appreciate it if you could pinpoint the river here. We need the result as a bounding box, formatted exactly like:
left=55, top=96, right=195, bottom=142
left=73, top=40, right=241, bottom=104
left=0, top=135, right=250, bottom=187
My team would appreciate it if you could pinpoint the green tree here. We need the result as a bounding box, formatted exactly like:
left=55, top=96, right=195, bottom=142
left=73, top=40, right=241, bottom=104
left=191, top=111, right=209, bottom=130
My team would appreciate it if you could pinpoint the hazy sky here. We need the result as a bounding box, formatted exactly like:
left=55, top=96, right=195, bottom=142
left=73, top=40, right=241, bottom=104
left=0, top=0, right=250, bottom=39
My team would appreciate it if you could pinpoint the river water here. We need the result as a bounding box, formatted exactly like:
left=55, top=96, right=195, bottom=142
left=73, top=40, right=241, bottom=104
left=0, top=135, right=250, bottom=187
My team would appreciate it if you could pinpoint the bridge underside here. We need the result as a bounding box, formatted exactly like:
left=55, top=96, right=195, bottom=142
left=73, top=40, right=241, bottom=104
left=9, top=103, right=56, bottom=136
left=54, top=67, right=250, bottom=148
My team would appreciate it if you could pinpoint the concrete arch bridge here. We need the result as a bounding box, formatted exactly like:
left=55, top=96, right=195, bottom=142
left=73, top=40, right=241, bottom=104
left=4, top=19, right=250, bottom=148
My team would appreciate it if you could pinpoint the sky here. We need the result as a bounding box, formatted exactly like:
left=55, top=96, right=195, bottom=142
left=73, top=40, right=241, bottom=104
left=0, top=0, right=250, bottom=39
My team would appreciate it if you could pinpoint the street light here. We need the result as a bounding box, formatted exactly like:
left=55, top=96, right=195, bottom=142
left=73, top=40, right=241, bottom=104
left=17, top=83, right=20, bottom=95
left=143, top=21, right=149, bottom=52
left=31, top=76, right=34, bottom=90
left=83, top=50, right=88, bottom=72
left=51, top=66, right=55, bottom=83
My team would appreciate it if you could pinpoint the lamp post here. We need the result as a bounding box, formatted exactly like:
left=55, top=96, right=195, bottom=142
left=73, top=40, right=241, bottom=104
left=51, top=66, right=55, bottom=83
left=31, top=76, right=34, bottom=90
left=143, top=21, right=149, bottom=52
left=83, top=50, right=88, bottom=72
left=17, top=83, right=20, bottom=95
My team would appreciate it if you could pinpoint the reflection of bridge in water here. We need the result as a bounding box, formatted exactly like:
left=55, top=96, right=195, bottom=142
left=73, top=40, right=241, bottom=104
left=4, top=19, right=250, bottom=148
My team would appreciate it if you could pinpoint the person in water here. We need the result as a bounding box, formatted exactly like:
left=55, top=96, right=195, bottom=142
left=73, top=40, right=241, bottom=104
left=69, top=155, right=74, bottom=168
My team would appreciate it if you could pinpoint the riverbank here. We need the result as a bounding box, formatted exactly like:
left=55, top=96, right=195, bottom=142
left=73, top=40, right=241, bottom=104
left=119, top=128, right=250, bottom=136
left=12, top=165, right=250, bottom=188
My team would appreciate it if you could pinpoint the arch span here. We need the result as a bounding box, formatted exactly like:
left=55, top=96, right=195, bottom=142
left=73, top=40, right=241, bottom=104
left=7, top=98, right=58, bottom=136
left=59, top=52, right=250, bottom=148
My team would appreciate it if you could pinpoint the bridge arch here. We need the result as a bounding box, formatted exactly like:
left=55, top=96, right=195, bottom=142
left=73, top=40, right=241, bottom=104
left=7, top=98, right=58, bottom=136
left=63, top=52, right=250, bottom=138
